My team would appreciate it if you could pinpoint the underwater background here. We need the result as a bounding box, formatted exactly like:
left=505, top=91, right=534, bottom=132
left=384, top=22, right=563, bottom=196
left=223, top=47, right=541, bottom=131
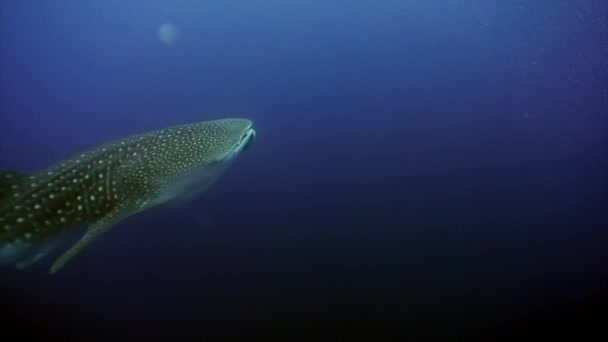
left=0, top=0, right=606, bottom=339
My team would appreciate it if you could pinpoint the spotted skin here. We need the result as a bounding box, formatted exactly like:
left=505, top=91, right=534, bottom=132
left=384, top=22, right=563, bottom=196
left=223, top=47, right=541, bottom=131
left=0, top=118, right=255, bottom=273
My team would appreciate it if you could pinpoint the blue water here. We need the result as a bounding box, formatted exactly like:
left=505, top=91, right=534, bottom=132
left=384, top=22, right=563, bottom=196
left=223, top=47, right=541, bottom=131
left=1, top=0, right=606, bottom=339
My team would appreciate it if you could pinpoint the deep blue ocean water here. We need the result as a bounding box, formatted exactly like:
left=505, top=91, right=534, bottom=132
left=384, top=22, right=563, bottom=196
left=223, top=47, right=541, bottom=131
left=0, top=0, right=606, bottom=339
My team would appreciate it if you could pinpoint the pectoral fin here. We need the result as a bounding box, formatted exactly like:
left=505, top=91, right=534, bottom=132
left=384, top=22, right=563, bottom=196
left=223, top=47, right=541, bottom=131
left=49, top=206, right=135, bottom=274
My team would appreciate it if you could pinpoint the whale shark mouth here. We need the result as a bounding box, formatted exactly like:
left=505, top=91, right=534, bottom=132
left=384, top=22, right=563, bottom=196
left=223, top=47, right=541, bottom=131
left=240, top=128, right=256, bottom=153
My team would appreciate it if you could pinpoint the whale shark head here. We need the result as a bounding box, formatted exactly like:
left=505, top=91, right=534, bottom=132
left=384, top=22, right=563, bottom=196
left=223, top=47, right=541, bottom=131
left=155, top=118, right=256, bottom=174
left=137, top=118, right=256, bottom=209
left=201, top=118, right=256, bottom=163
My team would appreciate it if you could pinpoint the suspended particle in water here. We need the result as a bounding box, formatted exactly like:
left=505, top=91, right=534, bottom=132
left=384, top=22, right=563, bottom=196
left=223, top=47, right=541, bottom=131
left=158, top=23, right=179, bottom=46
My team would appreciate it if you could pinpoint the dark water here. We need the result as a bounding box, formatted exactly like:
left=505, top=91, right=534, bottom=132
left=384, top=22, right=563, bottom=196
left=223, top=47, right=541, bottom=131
left=1, top=0, right=606, bottom=339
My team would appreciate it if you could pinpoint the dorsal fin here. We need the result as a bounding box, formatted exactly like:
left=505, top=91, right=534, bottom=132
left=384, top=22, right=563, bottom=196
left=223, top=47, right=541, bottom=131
left=0, top=171, right=30, bottom=202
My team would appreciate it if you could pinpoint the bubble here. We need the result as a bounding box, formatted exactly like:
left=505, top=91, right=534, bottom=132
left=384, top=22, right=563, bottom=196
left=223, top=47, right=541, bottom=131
left=158, top=23, right=179, bottom=46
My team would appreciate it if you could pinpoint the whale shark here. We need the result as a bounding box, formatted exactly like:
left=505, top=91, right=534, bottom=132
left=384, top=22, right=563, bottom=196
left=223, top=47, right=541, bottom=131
left=0, top=118, right=255, bottom=274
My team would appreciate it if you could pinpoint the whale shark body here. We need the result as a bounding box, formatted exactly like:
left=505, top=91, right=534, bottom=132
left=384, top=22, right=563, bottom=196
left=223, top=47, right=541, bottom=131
left=0, top=118, right=255, bottom=273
